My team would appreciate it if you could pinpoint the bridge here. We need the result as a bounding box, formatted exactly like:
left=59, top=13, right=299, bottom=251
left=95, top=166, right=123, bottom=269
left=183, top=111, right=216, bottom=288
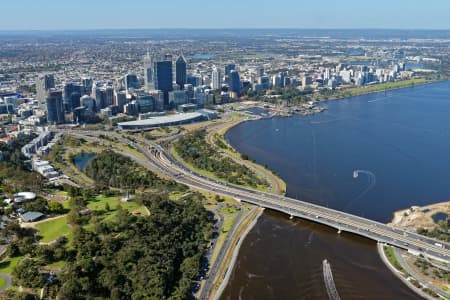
left=58, top=129, right=450, bottom=263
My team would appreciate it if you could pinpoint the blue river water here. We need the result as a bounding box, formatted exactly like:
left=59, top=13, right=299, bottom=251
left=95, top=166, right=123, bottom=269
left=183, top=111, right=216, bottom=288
left=227, top=81, right=450, bottom=222
left=221, top=81, right=450, bottom=299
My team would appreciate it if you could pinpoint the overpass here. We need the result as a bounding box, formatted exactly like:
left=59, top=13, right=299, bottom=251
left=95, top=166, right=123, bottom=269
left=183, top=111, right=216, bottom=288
left=58, top=129, right=450, bottom=263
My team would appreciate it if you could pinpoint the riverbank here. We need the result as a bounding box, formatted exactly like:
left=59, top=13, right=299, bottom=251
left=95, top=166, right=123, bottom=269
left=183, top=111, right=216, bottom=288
left=378, top=201, right=450, bottom=299
left=389, top=201, right=450, bottom=231
left=377, top=243, right=435, bottom=299
left=207, top=116, right=286, bottom=195
left=317, top=78, right=437, bottom=103
left=211, top=207, right=264, bottom=300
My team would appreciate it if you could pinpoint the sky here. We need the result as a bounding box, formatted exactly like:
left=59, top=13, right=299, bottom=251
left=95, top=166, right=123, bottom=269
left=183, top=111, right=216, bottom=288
left=1, top=0, right=450, bottom=30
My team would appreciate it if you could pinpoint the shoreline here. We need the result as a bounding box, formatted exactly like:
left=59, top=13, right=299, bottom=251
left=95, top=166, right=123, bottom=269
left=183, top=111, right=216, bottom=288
left=377, top=243, right=433, bottom=300
left=212, top=207, right=264, bottom=300
left=317, top=78, right=443, bottom=104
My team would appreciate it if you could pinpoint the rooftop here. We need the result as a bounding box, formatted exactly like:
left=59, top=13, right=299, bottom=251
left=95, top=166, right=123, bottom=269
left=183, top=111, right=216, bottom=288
left=118, top=112, right=204, bottom=129
left=21, top=211, right=45, bottom=222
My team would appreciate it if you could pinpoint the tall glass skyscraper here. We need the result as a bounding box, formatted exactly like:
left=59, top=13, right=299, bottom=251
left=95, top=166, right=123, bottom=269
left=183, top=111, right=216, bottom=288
left=176, top=55, right=187, bottom=89
left=154, top=58, right=173, bottom=107
left=230, top=70, right=241, bottom=94
left=46, top=89, right=65, bottom=124
left=37, top=74, right=55, bottom=108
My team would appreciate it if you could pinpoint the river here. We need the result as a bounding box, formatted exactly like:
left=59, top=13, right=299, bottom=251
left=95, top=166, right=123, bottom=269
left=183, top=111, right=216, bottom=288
left=222, top=81, right=450, bottom=299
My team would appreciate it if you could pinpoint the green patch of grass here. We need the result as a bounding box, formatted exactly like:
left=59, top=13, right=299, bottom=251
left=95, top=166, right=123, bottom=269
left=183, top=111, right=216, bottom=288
left=0, top=256, right=23, bottom=275
left=220, top=206, right=239, bottom=214
left=87, top=195, right=121, bottom=211
left=0, top=276, right=6, bottom=288
left=384, top=246, right=405, bottom=272
left=168, top=191, right=186, bottom=201
left=345, top=78, right=429, bottom=97
left=61, top=200, right=71, bottom=210
left=87, top=195, right=149, bottom=221
left=44, top=260, right=66, bottom=270
left=35, top=216, right=71, bottom=243
left=221, top=215, right=235, bottom=234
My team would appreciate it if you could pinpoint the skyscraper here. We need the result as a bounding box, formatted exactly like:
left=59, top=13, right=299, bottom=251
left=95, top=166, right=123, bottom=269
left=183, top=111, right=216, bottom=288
left=82, top=78, right=93, bottom=95
left=176, top=54, right=187, bottom=89
left=225, top=64, right=236, bottom=77
left=63, top=82, right=82, bottom=112
left=154, top=56, right=173, bottom=107
left=211, top=66, right=222, bottom=90
left=37, top=74, right=55, bottom=108
left=124, top=74, right=140, bottom=90
left=230, top=70, right=241, bottom=94
left=114, top=90, right=127, bottom=113
left=46, top=89, right=65, bottom=124
left=144, top=52, right=154, bottom=91
left=105, top=86, right=114, bottom=107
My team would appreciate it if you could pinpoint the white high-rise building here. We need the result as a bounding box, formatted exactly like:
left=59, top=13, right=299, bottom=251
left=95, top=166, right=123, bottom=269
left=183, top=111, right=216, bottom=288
left=144, top=51, right=154, bottom=91
left=211, top=66, right=222, bottom=90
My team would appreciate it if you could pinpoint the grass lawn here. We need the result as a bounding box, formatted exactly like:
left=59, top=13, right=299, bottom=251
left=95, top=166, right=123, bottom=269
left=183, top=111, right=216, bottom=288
left=35, top=216, right=71, bottom=243
left=220, top=206, right=240, bottom=215
left=0, top=256, right=23, bottom=275
left=384, top=246, right=405, bottom=272
left=210, top=213, right=237, bottom=264
left=87, top=195, right=149, bottom=220
left=0, top=276, right=6, bottom=288
left=44, top=260, right=66, bottom=271
left=33, top=195, right=148, bottom=245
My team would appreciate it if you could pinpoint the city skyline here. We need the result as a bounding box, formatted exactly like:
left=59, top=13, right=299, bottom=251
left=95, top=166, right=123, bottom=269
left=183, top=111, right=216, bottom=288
left=1, top=0, right=450, bottom=30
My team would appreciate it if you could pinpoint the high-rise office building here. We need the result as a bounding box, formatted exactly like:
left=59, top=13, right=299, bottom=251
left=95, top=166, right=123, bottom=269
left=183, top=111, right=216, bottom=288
left=149, top=90, right=165, bottom=111
left=92, top=83, right=103, bottom=111
left=176, top=54, right=187, bottom=89
left=229, top=70, right=241, bottom=94
left=169, top=90, right=187, bottom=108
left=225, top=64, right=236, bottom=77
left=114, top=90, right=127, bottom=113
left=82, top=78, right=93, bottom=95
left=154, top=57, right=173, bottom=107
left=63, top=83, right=83, bottom=112
left=258, top=67, right=265, bottom=77
left=144, top=52, right=154, bottom=91
left=136, top=93, right=154, bottom=113
left=37, top=74, right=55, bottom=108
left=258, top=75, right=270, bottom=90
left=105, top=86, right=115, bottom=107
left=80, top=95, right=96, bottom=112
left=211, top=66, right=222, bottom=90
left=46, top=89, right=65, bottom=124
left=125, top=74, right=140, bottom=90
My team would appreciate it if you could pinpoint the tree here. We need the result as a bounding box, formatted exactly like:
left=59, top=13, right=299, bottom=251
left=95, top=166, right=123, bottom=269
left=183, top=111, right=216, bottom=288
left=48, top=201, right=64, bottom=214
left=12, top=258, right=46, bottom=288
left=67, top=207, right=80, bottom=225
left=104, top=202, right=110, bottom=212
left=58, top=195, right=212, bottom=299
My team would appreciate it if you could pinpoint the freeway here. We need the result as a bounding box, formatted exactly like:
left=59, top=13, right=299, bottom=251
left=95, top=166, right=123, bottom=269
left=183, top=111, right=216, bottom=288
left=57, top=129, right=450, bottom=264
